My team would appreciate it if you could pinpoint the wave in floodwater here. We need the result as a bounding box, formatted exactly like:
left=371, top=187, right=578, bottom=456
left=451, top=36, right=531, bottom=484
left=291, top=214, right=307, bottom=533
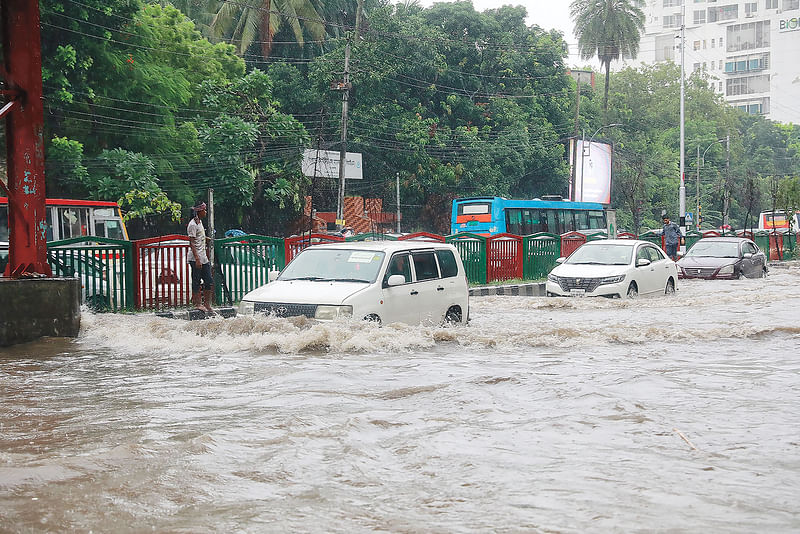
left=76, top=263, right=800, bottom=355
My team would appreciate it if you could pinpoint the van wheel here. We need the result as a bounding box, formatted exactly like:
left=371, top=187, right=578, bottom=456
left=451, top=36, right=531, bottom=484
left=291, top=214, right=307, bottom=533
left=626, top=282, right=638, bottom=299
left=363, top=314, right=381, bottom=325
left=444, top=306, right=463, bottom=324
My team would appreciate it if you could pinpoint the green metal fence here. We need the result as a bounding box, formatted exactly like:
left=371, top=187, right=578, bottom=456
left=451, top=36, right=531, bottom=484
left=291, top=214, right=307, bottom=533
left=445, top=233, right=487, bottom=285
left=522, top=233, right=561, bottom=280
left=214, top=235, right=285, bottom=304
left=47, top=236, right=134, bottom=311
left=685, top=230, right=702, bottom=251
left=345, top=233, right=398, bottom=242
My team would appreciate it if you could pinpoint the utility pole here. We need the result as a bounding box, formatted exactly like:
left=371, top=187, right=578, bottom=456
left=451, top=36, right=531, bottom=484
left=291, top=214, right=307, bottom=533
left=396, top=172, right=401, bottom=233
left=335, top=39, right=351, bottom=230
left=679, top=2, right=687, bottom=236
left=208, top=188, right=214, bottom=263
left=723, top=134, right=730, bottom=228
left=696, top=145, right=700, bottom=232
left=571, top=80, right=581, bottom=200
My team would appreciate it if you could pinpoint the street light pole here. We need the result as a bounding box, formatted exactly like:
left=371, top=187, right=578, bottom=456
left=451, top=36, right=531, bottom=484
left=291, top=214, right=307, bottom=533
left=579, top=123, right=621, bottom=202
left=679, top=2, right=687, bottom=235
left=697, top=138, right=726, bottom=231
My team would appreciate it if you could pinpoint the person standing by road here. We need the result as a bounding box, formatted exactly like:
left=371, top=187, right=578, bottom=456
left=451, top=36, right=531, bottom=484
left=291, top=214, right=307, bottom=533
left=188, top=201, right=214, bottom=312
left=662, top=214, right=682, bottom=261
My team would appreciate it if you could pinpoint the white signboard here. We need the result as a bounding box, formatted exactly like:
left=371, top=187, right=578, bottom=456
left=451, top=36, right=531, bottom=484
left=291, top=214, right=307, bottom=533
left=569, top=139, right=612, bottom=204
left=302, top=149, right=363, bottom=180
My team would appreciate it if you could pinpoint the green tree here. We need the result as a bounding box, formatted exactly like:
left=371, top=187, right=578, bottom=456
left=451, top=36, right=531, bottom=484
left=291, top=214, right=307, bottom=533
left=570, top=0, right=645, bottom=116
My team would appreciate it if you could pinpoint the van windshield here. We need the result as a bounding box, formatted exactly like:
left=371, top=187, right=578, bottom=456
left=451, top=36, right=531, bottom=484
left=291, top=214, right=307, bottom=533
left=279, top=248, right=385, bottom=283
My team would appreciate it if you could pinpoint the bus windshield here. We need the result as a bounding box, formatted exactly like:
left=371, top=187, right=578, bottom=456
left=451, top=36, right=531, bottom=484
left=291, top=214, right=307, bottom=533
left=0, top=198, right=129, bottom=242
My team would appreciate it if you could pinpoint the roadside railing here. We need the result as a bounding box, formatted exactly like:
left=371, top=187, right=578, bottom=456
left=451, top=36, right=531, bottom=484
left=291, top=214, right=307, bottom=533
left=38, top=228, right=798, bottom=312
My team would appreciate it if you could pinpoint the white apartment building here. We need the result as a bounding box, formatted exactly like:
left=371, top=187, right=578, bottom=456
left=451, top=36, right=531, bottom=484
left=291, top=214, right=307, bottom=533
left=628, top=0, right=800, bottom=124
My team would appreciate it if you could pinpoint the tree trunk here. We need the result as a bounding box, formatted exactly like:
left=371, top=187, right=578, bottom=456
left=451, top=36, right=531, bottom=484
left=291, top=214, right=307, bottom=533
left=603, top=61, right=611, bottom=119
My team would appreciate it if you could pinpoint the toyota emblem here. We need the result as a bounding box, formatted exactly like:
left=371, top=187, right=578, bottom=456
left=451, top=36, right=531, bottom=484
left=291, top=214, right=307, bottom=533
left=275, top=305, right=288, bottom=317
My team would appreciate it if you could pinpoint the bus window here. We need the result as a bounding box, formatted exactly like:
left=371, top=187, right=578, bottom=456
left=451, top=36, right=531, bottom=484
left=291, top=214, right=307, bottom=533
left=58, top=207, right=90, bottom=239
left=574, top=210, right=589, bottom=230
left=554, top=210, right=567, bottom=234
left=0, top=206, right=7, bottom=242
left=563, top=211, right=576, bottom=232
left=588, top=210, right=606, bottom=229
left=506, top=209, right=523, bottom=235
left=95, top=219, right=125, bottom=240
left=46, top=209, right=53, bottom=241
left=522, top=209, right=536, bottom=234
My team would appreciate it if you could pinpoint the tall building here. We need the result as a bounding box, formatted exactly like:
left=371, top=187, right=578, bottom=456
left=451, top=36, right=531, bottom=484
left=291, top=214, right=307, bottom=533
left=629, top=0, right=800, bottom=124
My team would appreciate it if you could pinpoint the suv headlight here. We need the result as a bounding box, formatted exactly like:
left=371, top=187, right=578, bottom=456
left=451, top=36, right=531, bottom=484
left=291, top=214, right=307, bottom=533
left=238, top=300, right=255, bottom=315
left=315, top=305, right=353, bottom=320
left=547, top=273, right=559, bottom=282
left=718, top=264, right=734, bottom=275
left=599, top=274, right=626, bottom=285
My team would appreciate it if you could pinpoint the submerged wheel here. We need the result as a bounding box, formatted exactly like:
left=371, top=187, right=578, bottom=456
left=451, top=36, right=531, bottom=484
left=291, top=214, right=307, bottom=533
left=762, top=266, right=768, bottom=278
left=444, top=306, right=463, bottom=324
left=737, top=271, right=746, bottom=280
left=626, top=282, right=638, bottom=299
left=86, top=294, right=110, bottom=312
left=665, top=278, right=675, bottom=295
left=363, top=314, right=381, bottom=325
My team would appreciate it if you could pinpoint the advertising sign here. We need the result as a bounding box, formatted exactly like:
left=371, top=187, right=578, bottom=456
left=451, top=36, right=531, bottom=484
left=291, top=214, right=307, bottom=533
left=569, top=139, right=613, bottom=204
left=302, top=149, right=363, bottom=180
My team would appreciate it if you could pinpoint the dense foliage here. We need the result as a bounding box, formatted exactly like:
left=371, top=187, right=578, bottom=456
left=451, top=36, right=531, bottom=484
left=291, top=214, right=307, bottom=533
left=16, top=0, right=800, bottom=236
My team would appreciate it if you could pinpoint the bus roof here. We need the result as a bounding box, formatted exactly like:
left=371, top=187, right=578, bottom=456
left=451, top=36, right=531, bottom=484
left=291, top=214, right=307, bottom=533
left=0, top=197, right=120, bottom=207
left=454, top=197, right=605, bottom=210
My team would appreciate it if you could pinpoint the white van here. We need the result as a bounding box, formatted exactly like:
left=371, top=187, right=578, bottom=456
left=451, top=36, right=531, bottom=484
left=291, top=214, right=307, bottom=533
left=238, top=241, right=469, bottom=326
left=757, top=210, right=800, bottom=232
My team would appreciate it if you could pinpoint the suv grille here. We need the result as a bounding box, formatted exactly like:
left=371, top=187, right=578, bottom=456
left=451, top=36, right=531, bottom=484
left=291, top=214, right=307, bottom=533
left=558, top=277, right=602, bottom=292
left=254, top=302, right=318, bottom=318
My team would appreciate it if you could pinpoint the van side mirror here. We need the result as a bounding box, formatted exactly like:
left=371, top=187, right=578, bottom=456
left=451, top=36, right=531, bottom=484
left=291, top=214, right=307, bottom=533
left=387, top=274, right=406, bottom=286
left=268, top=269, right=280, bottom=282
left=555, top=257, right=566, bottom=264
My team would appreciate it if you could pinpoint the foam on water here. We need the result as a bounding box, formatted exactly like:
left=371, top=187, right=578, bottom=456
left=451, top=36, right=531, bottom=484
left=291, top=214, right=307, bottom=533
left=76, top=263, right=800, bottom=355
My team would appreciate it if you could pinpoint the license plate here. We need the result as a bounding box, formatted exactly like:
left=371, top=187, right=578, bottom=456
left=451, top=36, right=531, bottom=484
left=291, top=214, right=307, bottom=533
left=570, top=288, right=586, bottom=296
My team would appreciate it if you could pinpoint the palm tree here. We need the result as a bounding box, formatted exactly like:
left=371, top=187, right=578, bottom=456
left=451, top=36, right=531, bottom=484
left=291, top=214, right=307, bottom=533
left=211, top=0, right=326, bottom=59
left=570, top=0, right=645, bottom=115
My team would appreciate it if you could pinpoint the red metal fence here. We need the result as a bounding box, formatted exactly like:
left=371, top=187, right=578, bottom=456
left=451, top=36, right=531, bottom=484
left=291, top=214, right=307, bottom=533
left=133, top=235, right=191, bottom=310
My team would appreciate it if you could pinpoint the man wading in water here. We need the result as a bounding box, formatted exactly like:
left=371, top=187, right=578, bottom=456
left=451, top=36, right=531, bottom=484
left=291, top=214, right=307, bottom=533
left=188, top=201, right=214, bottom=313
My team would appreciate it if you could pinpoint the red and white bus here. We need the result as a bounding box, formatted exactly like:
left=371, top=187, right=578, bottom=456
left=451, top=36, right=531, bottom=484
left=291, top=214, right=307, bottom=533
left=757, top=210, right=800, bottom=232
left=0, top=197, right=129, bottom=243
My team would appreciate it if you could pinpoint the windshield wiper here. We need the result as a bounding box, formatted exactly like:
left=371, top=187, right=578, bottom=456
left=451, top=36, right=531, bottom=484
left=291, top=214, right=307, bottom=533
left=332, top=278, right=369, bottom=283
left=571, top=261, right=607, bottom=265
left=284, top=276, right=332, bottom=281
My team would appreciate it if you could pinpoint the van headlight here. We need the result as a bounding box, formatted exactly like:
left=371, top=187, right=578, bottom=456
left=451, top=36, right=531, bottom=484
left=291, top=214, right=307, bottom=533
left=718, top=264, right=734, bottom=275
left=315, top=305, right=353, bottom=319
left=547, top=273, right=559, bottom=282
left=238, top=300, right=255, bottom=315
left=599, top=274, right=626, bottom=285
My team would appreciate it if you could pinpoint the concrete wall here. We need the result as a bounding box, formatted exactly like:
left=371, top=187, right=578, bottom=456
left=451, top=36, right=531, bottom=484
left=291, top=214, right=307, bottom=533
left=0, top=278, right=81, bottom=346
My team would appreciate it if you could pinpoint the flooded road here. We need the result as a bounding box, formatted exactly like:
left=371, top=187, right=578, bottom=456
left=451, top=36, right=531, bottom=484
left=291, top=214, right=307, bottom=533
left=2, top=264, right=799, bottom=532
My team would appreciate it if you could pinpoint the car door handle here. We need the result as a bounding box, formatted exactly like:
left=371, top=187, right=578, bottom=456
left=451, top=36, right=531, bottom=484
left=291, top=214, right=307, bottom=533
left=437, top=286, right=445, bottom=291
left=410, top=290, right=419, bottom=295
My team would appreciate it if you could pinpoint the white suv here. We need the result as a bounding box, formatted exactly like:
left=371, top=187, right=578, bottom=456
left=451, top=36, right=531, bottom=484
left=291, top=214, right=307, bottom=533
left=238, top=241, right=469, bottom=326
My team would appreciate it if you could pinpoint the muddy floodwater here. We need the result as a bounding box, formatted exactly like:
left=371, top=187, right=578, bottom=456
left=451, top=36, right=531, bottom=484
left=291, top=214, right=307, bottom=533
left=2, top=264, right=799, bottom=533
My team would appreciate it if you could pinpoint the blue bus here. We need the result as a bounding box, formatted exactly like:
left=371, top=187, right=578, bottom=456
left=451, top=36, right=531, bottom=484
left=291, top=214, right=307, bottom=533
left=451, top=196, right=607, bottom=236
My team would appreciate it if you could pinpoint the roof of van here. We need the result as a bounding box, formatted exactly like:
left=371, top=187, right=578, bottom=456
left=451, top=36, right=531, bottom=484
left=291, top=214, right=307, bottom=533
left=311, top=240, right=453, bottom=252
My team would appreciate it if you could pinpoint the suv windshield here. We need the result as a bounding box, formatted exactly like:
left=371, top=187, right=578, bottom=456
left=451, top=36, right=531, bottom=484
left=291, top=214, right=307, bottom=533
left=279, top=248, right=385, bottom=283
left=566, top=243, right=633, bottom=265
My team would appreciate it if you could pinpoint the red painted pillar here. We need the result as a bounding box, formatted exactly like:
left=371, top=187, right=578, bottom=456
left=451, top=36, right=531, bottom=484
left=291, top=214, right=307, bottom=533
left=2, top=0, right=51, bottom=276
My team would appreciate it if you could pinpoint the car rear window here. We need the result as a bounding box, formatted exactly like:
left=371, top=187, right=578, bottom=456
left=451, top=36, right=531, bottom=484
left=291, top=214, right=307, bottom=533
left=436, top=249, right=459, bottom=278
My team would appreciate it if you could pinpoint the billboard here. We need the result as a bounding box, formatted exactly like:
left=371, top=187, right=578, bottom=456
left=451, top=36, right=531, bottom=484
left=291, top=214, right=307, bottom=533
left=302, top=149, right=363, bottom=180
left=569, top=139, right=612, bottom=204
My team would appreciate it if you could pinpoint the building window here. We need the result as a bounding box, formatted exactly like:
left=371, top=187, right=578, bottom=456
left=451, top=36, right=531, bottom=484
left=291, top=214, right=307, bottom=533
left=694, top=40, right=701, bottom=50
left=727, top=21, right=770, bottom=52
left=663, top=0, right=683, bottom=6
left=694, top=62, right=702, bottom=72
left=766, top=0, right=778, bottom=8
left=725, top=53, right=769, bottom=73
left=694, top=9, right=707, bottom=23
left=711, top=38, right=716, bottom=48
left=663, top=14, right=683, bottom=28
left=782, top=0, right=799, bottom=11
left=719, top=81, right=723, bottom=91
left=719, top=59, right=723, bottom=69
left=726, top=74, right=770, bottom=96
left=719, top=37, right=723, bottom=47
left=709, top=4, right=739, bottom=22
left=656, top=35, right=676, bottom=60
left=745, top=2, right=758, bottom=15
